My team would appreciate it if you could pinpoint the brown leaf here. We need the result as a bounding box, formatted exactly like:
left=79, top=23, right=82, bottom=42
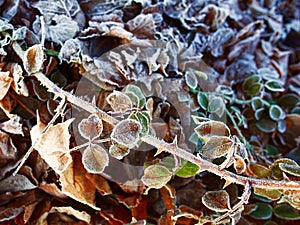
left=194, top=120, right=231, bottom=142
left=78, top=113, right=103, bottom=140
left=0, top=130, right=18, bottom=163
left=0, top=71, right=13, bottom=100
left=30, top=118, right=74, bottom=173
left=39, top=183, right=68, bottom=199
left=49, top=206, right=91, bottom=224
left=0, top=174, right=36, bottom=193
left=201, top=136, right=233, bottom=159
left=202, top=190, right=231, bottom=212
left=23, top=44, right=44, bottom=74
left=59, top=154, right=99, bottom=210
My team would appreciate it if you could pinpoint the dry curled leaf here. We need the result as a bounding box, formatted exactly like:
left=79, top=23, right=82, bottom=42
left=49, top=206, right=91, bottom=224
left=30, top=118, right=74, bottom=173
left=23, top=44, right=44, bottom=74
left=78, top=114, right=103, bottom=141
left=82, top=144, right=109, bottom=174
left=200, top=136, right=233, bottom=159
left=0, top=174, right=36, bottom=193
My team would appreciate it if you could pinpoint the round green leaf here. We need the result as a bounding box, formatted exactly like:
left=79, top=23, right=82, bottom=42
left=277, top=94, right=300, bottom=109
left=141, top=165, right=172, bottom=189
left=249, top=203, right=273, bottom=220
left=175, top=161, right=200, bottom=178
left=265, top=80, right=285, bottom=92
left=208, top=96, right=224, bottom=114
left=185, top=70, right=198, bottom=89
left=197, top=92, right=208, bottom=110
left=269, top=105, right=286, bottom=121
left=256, top=119, right=277, bottom=133
left=274, top=204, right=300, bottom=220
left=124, top=84, right=146, bottom=108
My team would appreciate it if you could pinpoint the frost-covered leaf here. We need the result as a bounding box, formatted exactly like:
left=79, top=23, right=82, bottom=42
left=111, top=119, right=141, bottom=148
left=49, top=206, right=91, bottom=224
left=185, top=70, right=198, bottom=89
left=124, top=84, right=146, bottom=108
left=202, top=190, right=231, bottom=212
left=0, top=174, right=36, bottom=193
left=33, top=14, right=79, bottom=44
left=127, top=14, right=155, bottom=39
left=109, top=144, right=130, bottom=160
left=23, top=44, right=44, bottom=74
left=82, top=144, right=109, bottom=174
left=208, top=96, right=225, bottom=116
left=242, top=75, right=262, bottom=96
left=254, top=188, right=281, bottom=201
left=269, top=158, right=298, bottom=180
left=279, top=163, right=300, bottom=177
left=30, top=118, right=74, bottom=173
left=197, top=92, right=208, bottom=110
left=78, top=114, right=103, bottom=141
left=249, top=203, right=272, bottom=220
left=249, top=163, right=271, bottom=178
left=10, top=63, right=29, bottom=97
left=0, top=208, right=23, bottom=222
left=175, top=160, right=200, bottom=178
left=269, top=105, right=286, bottom=121
left=265, top=80, right=285, bottom=92
left=58, top=38, right=82, bottom=63
left=234, top=155, right=246, bottom=174
left=107, top=90, right=132, bottom=113
left=0, top=71, right=13, bottom=100
left=33, top=0, right=81, bottom=17
left=201, top=136, right=233, bottom=159
left=274, top=204, right=300, bottom=220
left=256, top=119, right=277, bottom=133
left=130, top=112, right=150, bottom=134
left=194, top=120, right=230, bottom=141
left=141, top=165, right=172, bottom=189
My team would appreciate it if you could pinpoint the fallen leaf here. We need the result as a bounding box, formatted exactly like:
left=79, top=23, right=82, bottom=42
left=0, top=174, right=36, bottom=193
left=0, top=71, right=13, bottom=100
left=30, top=118, right=74, bottom=173
left=60, top=153, right=99, bottom=210
left=49, top=206, right=91, bottom=224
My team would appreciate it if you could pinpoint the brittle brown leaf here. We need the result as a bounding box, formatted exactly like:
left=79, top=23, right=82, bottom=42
left=23, top=44, right=44, bottom=74
left=30, top=118, right=74, bottom=173
left=202, top=190, right=231, bottom=212
left=194, top=120, right=231, bottom=142
left=141, top=165, right=172, bottom=189
left=106, top=90, right=132, bottom=113
left=0, top=174, right=36, bottom=193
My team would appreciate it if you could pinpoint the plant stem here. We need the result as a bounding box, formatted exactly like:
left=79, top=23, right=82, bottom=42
left=34, top=71, right=300, bottom=191
left=34, top=72, right=119, bottom=126
left=141, top=135, right=300, bottom=190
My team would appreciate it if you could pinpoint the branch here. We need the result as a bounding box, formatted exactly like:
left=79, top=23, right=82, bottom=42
left=34, top=71, right=300, bottom=191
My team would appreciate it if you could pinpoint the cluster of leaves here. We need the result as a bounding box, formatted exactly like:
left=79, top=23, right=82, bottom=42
left=0, top=0, right=299, bottom=225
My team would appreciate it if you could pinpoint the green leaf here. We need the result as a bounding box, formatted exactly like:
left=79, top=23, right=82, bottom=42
left=185, top=70, right=198, bottom=89
left=201, top=136, right=233, bottom=159
left=197, top=92, right=208, bottom=110
left=249, top=203, right=273, bottom=220
left=175, top=160, right=200, bottom=178
left=269, top=105, right=286, bottom=121
left=130, top=112, right=150, bottom=134
left=202, top=190, right=231, bottom=212
left=269, top=158, right=298, bottom=180
left=249, top=163, right=271, bottom=178
left=248, top=83, right=263, bottom=96
left=141, top=165, right=172, bottom=189
left=277, top=119, right=286, bottom=133
left=279, top=163, right=300, bottom=177
left=254, top=188, right=281, bottom=201
left=265, top=80, right=285, bottom=92
left=243, top=75, right=262, bottom=96
left=124, top=84, right=146, bottom=108
left=266, top=145, right=279, bottom=157
left=274, top=204, right=300, bottom=220
left=251, top=97, right=264, bottom=110
left=277, top=94, right=300, bottom=109
left=256, top=119, right=277, bottom=133
left=208, top=96, right=224, bottom=115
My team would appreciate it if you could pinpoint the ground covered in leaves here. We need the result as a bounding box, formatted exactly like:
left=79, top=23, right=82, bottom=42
left=0, top=0, right=300, bottom=225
